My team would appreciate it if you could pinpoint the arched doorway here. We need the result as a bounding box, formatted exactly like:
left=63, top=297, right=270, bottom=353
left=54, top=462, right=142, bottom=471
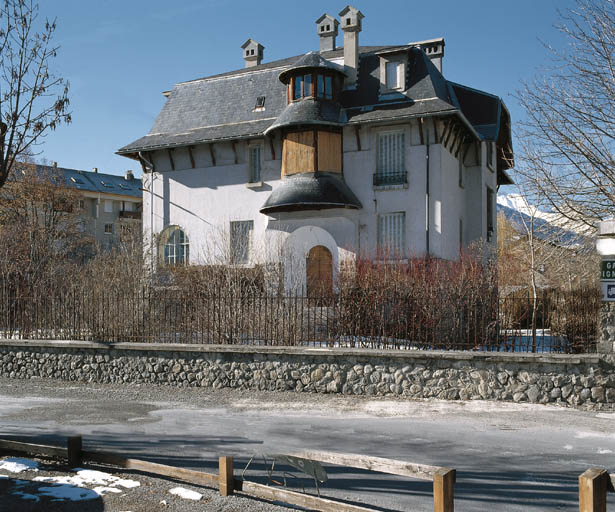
left=306, top=245, right=333, bottom=297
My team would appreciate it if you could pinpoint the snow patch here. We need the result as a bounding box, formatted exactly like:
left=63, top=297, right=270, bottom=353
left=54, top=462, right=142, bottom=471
left=575, top=431, right=615, bottom=440
left=564, top=445, right=573, bottom=450
left=0, top=458, right=39, bottom=473
left=34, top=468, right=140, bottom=498
left=169, top=487, right=203, bottom=501
left=598, top=449, right=613, bottom=454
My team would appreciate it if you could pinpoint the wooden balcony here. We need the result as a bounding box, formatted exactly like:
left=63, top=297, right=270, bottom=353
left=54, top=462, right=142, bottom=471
left=119, top=210, right=142, bottom=220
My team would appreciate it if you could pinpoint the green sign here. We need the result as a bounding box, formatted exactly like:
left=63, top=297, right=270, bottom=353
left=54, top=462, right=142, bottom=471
left=601, top=260, right=615, bottom=280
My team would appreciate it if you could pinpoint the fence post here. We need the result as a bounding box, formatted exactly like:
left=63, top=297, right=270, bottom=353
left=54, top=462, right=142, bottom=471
left=433, top=467, right=455, bottom=512
left=579, top=468, right=609, bottom=512
left=67, top=435, right=82, bottom=468
left=219, top=456, right=234, bottom=496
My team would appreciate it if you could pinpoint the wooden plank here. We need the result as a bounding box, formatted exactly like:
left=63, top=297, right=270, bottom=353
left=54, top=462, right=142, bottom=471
left=82, top=450, right=218, bottom=487
left=188, top=146, right=195, bottom=168
left=418, top=117, right=425, bottom=146
left=432, top=117, right=440, bottom=144
left=209, top=144, right=216, bottom=166
left=238, top=480, right=375, bottom=512
left=443, top=122, right=456, bottom=149
left=317, top=131, right=342, bottom=173
left=0, top=439, right=67, bottom=459
left=269, top=136, right=276, bottom=160
left=286, top=451, right=440, bottom=481
left=354, top=126, right=361, bottom=151
left=167, top=149, right=175, bottom=170
left=440, top=119, right=451, bottom=145
left=434, top=468, right=456, bottom=512
left=454, top=134, right=466, bottom=158
left=282, top=131, right=315, bottom=176
left=67, top=436, right=82, bottom=468
left=461, top=141, right=472, bottom=165
left=579, top=468, right=608, bottom=512
left=232, top=141, right=238, bottom=165
left=219, top=456, right=234, bottom=496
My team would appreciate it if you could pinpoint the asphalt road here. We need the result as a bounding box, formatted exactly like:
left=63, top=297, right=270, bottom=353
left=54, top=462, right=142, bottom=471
left=0, top=378, right=614, bottom=511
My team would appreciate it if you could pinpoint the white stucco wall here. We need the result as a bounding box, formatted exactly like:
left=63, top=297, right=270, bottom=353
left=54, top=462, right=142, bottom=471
left=142, top=121, right=497, bottom=278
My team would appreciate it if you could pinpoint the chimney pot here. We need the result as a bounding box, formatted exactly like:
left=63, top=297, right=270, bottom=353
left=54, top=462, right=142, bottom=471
left=338, top=5, right=364, bottom=87
left=315, top=14, right=339, bottom=53
left=52, top=161, right=58, bottom=168
left=241, top=38, right=264, bottom=68
left=93, top=167, right=98, bottom=173
left=125, top=170, right=134, bottom=181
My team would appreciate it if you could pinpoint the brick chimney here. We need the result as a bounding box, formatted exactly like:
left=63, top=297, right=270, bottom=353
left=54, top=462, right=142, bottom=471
left=417, top=38, right=445, bottom=73
left=316, top=13, right=339, bottom=53
left=241, top=39, right=264, bottom=68
left=339, top=5, right=364, bottom=87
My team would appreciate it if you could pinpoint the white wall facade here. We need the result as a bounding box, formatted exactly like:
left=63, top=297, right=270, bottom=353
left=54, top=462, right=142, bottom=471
left=143, top=119, right=497, bottom=290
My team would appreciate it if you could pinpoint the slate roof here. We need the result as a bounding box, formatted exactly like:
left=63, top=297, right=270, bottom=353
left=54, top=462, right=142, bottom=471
left=278, top=51, right=345, bottom=83
left=260, top=172, right=362, bottom=213
left=118, top=43, right=513, bottom=177
left=21, top=164, right=142, bottom=198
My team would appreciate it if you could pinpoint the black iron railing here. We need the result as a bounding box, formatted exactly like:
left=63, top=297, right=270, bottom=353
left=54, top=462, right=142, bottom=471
left=0, top=287, right=600, bottom=353
left=373, top=172, right=408, bottom=187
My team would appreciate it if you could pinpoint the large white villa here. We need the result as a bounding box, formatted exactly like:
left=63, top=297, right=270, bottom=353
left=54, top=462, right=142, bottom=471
left=118, top=5, right=513, bottom=293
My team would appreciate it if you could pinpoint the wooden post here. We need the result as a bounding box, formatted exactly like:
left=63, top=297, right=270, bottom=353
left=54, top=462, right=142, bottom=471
left=433, top=467, right=455, bottom=512
left=219, top=456, right=234, bottom=496
left=67, top=436, right=82, bottom=468
left=579, top=468, right=609, bottom=512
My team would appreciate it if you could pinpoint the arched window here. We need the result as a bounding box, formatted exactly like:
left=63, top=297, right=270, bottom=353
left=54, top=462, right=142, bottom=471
left=160, top=226, right=189, bottom=265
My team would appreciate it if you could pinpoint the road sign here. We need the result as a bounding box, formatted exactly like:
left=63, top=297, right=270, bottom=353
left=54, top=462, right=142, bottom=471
left=601, top=281, right=615, bottom=301
left=601, top=260, right=615, bottom=280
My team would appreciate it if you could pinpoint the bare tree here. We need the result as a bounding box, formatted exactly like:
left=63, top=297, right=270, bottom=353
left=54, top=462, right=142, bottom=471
left=0, top=0, right=70, bottom=189
left=515, top=0, right=615, bottom=227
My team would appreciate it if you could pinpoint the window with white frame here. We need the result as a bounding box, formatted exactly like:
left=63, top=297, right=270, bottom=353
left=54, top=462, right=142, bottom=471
left=378, top=212, right=405, bottom=257
left=104, top=199, right=113, bottom=213
left=104, top=223, right=113, bottom=235
left=385, top=61, right=403, bottom=90
left=375, top=131, right=406, bottom=185
left=249, top=145, right=262, bottom=183
left=230, top=220, right=254, bottom=264
left=163, top=227, right=189, bottom=265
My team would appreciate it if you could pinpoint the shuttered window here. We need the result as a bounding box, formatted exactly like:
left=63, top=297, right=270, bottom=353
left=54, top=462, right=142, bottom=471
left=378, top=212, right=405, bottom=257
left=376, top=131, right=406, bottom=185
left=249, top=145, right=261, bottom=182
left=230, top=220, right=254, bottom=264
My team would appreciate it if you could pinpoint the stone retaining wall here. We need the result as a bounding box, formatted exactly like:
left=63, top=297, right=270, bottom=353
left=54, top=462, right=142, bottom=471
left=1, top=340, right=614, bottom=409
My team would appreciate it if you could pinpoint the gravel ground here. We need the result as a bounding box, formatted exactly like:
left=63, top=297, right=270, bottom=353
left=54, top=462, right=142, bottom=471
left=0, top=455, right=295, bottom=512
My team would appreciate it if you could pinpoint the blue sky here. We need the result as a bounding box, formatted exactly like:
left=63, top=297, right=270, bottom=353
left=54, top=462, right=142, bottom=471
left=36, top=0, right=575, bottom=176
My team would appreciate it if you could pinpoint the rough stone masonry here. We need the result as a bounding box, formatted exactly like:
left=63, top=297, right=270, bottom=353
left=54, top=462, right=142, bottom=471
left=1, top=341, right=614, bottom=410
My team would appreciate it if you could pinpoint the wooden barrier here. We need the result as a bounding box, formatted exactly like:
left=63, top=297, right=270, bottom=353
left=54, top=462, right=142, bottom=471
left=579, top=468, right=614, bottom=512
left=219, top=456, right=234, bottom=496
left=0, top=438, right=455, bottom=511
left=285, top=450, right=455, bottom=512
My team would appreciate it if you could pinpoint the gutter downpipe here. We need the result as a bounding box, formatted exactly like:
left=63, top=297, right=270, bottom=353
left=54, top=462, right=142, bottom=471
left=425, top=133, right=430, bottom=256
left=138, top=152, right=155, bottom=275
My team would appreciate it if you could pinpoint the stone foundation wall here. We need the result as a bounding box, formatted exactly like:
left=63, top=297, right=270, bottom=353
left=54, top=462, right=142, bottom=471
left=1, top=340, right=614, bottom=409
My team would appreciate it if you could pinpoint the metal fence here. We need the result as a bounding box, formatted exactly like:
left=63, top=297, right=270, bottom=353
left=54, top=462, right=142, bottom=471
left=0, top=287, right=601, bottom=353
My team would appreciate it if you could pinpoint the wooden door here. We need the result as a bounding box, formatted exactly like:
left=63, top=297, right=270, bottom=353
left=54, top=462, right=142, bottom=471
left=306, top=245, right=333, bottom=297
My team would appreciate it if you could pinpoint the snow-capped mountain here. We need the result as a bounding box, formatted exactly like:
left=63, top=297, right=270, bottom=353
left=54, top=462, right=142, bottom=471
left=497, top=193, right=590, bottom=249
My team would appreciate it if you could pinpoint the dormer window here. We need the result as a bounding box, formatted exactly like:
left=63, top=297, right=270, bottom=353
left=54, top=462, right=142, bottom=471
left=385, top=61, right=402, bottom=90
left=289, top=72, right=335, bottom=102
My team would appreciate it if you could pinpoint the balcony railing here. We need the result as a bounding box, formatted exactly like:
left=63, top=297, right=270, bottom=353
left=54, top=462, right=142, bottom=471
left=373, top=171, right=408, bottom=187
left=119, top=210, right=142, bottom=220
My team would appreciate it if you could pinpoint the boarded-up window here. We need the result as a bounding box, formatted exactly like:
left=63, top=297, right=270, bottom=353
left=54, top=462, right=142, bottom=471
left=249, top=145, right=261, bottom=182
left=378, top=212, right=405, bottom=257
left=282, top=131, right=315, bottom=176
left=377, top=131, right=405, bottom=182
left=230, top=220, right=254, bottom=264
left=317, top=131, right=342, bottom=173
